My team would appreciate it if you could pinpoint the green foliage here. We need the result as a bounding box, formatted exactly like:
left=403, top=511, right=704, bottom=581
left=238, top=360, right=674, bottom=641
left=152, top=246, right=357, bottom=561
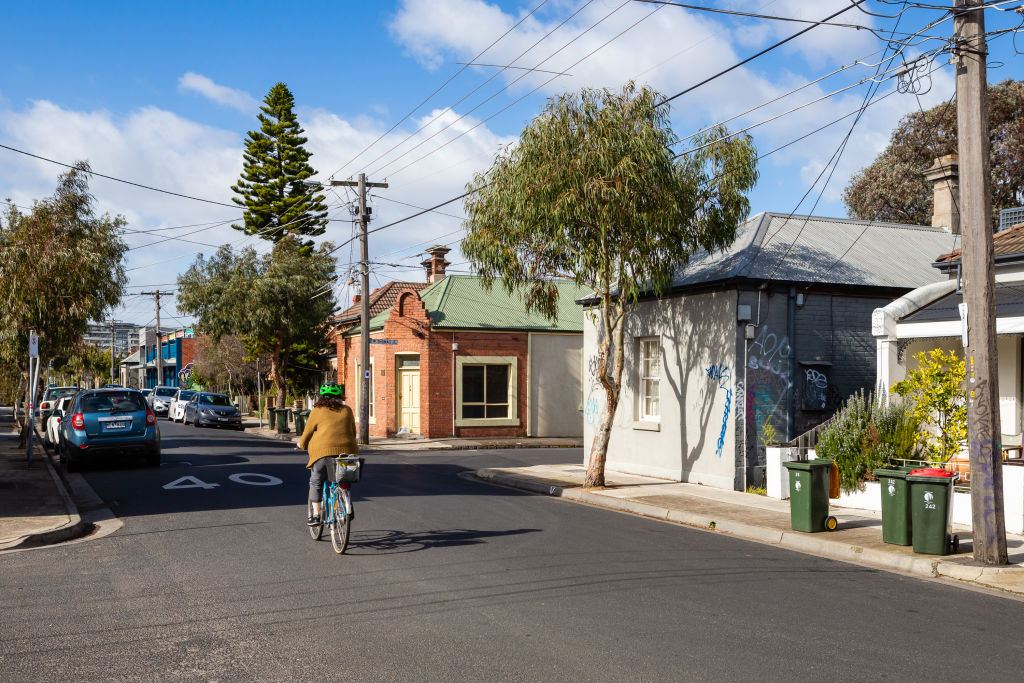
left=231, top=83, right=328, bottom=248
left=816, top=392, right=922, bottom=493
left=892, top=348, right=967, bottom=462
left=746, top=485, right=767, bottom=496
left=461, top=82, right=758, bottom=486
left=0, top=163, right=127, bottom=371
left=176, top=237, right=336, bottom=408
left=844, top=79, right=1024, bottom=231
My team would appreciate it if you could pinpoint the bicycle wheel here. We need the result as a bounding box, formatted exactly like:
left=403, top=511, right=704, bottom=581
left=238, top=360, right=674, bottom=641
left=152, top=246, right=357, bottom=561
left=307, top=491, right=323, bottom=540
left=330, top=490, right=350, bottom=554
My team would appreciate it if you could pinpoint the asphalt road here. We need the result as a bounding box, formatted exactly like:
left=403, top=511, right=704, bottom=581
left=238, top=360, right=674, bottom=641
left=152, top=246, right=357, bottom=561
left=2, top=420, right=1023, bottom=681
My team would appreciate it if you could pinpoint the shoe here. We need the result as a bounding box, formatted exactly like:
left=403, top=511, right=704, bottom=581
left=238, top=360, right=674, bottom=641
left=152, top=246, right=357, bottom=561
left=307, top=515, right=321, bottom=527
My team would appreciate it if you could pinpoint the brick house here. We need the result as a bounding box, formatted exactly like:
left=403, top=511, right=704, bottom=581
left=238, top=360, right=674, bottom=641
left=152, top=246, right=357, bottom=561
left=337, top=252, right=588, bottom=438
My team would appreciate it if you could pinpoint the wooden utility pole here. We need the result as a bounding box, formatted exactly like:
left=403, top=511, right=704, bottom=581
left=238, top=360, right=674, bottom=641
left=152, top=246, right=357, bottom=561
left=322, top=174, right=388, bottom=444
left=955, top=0, right=1007, bottom=564
left=141, top=291, right=173, bottom=388
left=109, top=319, right=117, bottom=384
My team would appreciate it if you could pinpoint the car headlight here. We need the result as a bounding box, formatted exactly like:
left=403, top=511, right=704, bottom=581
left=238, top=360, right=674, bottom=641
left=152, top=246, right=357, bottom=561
left=201, top=409, right=215, bottom=415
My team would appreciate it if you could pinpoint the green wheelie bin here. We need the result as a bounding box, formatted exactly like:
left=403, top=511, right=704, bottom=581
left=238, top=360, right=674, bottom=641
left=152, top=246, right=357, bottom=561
left=273, top=408, right=290, bottom=434
left=907, top=468, right=959, bottom=555
left=874, top=466, right=914, bottom=546
left=782, top=458, right=838, bottom=532
left=295, top=409, right=311, bottom=436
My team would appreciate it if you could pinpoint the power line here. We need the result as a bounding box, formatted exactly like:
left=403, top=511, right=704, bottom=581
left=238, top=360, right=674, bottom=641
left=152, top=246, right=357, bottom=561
left=0, top=142, right=238, bottom=208
left=656, top=1, right=867, bottom=107
left=330, top=0, right=552, bottom=179
left=362, top=0, right=601, bottom=178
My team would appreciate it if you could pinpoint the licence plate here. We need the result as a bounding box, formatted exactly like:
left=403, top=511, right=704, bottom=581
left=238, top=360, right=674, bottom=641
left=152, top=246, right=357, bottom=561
left=106, top=422, right=127, bottom=430
left=218, top=417, right=228, bottom=422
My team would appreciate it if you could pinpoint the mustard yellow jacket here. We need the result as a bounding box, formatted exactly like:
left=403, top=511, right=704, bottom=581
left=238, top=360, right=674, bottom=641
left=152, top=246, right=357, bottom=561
left=299, top=405, right=358, bottom=467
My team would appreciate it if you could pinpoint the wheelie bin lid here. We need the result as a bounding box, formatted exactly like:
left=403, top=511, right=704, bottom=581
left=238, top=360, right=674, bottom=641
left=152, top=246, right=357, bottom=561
left=783, top=458, right=833, bottom=471
left=873, top=467, right=911, bottom=479
left=907, top=468, right=958, bottom=483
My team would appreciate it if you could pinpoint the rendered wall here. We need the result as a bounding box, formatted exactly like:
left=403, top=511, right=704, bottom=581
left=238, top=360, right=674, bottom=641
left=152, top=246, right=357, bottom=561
left=583, top=291, right=738, bottom=489
left=529, top=333, right=583, bottom=437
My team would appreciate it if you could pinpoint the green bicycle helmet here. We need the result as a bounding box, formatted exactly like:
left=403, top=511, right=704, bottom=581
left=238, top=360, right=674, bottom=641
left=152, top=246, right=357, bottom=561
left=319, top=383, right=342, bottom=396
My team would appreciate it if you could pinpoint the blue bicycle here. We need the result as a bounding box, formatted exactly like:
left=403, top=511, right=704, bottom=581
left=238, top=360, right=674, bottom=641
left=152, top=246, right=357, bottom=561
left=308, top=456, right=362, bottom=554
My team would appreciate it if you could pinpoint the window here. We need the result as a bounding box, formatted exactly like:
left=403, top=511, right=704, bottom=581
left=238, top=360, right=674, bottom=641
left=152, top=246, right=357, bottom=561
left=638, top=339, right=660, bottom=421
left=461, top=364, right=509, bottom=419
left=455, top=356, right=519, bottom=426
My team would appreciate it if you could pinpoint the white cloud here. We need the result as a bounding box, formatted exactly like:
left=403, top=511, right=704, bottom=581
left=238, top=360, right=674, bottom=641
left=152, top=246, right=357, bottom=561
left=178, top=73, right=258, bottom=113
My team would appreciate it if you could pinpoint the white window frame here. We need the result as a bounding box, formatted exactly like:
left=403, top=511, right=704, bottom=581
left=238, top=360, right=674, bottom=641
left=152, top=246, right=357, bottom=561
left=455, top=355, right=519, bottom=427
left=637, top=338, right=660, bottom=423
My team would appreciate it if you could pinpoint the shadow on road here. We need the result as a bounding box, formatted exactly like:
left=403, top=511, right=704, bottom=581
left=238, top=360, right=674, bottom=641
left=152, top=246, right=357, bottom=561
left=337, top=527, right=542, bottom=554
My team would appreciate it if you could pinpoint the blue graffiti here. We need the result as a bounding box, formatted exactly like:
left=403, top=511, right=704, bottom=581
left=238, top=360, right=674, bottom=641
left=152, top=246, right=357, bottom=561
left=706, top=363, right=732, bottom=457
left=584, top=396, right=601, bottom=427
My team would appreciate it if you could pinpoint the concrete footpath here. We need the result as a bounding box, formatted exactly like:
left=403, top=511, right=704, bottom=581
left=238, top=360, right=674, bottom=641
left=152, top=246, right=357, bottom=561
left=0, top=407, right=87, bottom=551
left=241, top=416, right=582, bottom=451
left=475, top=463, right=1024, bottom=597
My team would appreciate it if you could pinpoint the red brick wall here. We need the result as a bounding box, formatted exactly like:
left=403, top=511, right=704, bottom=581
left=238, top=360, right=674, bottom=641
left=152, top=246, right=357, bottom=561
left=338, top=288, right=530, bottom=438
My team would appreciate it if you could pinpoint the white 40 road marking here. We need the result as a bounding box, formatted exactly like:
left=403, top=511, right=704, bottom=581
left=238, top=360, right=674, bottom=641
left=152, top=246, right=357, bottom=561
left=163, top=473, right=283, bottom=490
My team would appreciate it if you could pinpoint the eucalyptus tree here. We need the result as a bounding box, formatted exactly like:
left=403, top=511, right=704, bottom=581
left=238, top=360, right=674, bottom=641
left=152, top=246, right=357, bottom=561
left=176, top=236, right=336, bottom=408
left=462, top=82, right=758, bottom=488
left=0, top=162, right=127, bottom=416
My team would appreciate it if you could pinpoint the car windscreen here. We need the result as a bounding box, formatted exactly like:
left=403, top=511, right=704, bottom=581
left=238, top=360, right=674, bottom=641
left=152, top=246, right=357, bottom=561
left=80, top=392, right=147, bottom=413
left=177, top=391, right=197, bottom=401
left=154, top=387, right=178, bottom=397
left=200, top=394, right=232, bottom=407
left=46, top=387, right=78, bottom=399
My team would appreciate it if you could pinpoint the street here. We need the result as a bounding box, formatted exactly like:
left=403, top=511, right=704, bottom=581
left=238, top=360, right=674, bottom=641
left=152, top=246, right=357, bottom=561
left=2, top=421, right=1023, bottom=681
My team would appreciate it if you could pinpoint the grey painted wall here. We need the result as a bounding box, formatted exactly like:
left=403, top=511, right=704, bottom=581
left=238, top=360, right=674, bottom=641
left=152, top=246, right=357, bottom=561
left=529, top=333, right=583, bottom=437
left=735, top=286, right=896, bottom=489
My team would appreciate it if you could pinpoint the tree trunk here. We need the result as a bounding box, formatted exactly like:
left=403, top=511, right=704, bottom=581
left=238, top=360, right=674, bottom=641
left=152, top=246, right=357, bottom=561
left=584, top=302, right=625, bottom=489
left=270, top=333, right=286, bottom=409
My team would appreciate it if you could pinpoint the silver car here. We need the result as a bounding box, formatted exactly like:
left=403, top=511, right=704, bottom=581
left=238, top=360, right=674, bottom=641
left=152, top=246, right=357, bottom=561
left=148, top=386, right=178, bottom=417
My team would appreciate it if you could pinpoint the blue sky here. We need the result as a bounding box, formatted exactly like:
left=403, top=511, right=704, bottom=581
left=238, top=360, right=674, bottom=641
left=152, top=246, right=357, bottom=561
left=2, top=0, right=1023, bottom=326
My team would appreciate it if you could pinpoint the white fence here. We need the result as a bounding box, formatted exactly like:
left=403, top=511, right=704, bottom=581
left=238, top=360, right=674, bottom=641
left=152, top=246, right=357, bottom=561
left=766, top=447, right=1024, bottom=535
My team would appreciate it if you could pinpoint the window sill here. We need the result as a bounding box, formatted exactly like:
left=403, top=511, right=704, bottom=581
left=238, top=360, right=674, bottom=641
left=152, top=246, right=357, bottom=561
left=633, top=420, right=660, bottom=432
left=456, top=417, right=520, bottom=427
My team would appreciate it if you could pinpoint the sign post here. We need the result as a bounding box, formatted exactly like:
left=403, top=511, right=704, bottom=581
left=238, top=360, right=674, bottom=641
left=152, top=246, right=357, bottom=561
left=26, top=330, right=39, bottom=462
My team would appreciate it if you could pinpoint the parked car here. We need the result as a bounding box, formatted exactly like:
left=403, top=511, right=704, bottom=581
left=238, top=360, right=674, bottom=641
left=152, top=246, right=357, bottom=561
left=148, top=386, right=179, bottom=417
left=59, top=388, right=160, bottom=471
left=168, top=389, right=197, bottom=422
left=183, top=392, right=243, bottom=430
left=44, top=396, right=75, bottom=449
left=40, top=386, right=78, bottom=422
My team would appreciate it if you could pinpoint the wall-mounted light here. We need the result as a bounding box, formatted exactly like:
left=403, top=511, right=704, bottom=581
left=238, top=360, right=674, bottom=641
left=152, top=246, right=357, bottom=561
left=796, top=293, right=805, bottom=307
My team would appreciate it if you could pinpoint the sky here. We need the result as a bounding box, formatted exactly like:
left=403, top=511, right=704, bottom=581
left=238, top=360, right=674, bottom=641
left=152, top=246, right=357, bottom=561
left=2, top=0, right=1023, bottom=328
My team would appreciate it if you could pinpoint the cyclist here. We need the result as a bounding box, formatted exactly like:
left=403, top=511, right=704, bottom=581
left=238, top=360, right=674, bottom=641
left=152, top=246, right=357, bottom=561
left=298, top=383, right=358, bottom=527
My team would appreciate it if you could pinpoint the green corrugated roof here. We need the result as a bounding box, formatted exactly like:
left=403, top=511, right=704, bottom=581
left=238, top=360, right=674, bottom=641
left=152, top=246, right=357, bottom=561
left=347, top=275, right=590, bottom=334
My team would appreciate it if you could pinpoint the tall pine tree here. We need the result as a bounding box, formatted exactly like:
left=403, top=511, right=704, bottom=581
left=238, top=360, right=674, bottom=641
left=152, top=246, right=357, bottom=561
left=231, top=83, right=328, bottom=246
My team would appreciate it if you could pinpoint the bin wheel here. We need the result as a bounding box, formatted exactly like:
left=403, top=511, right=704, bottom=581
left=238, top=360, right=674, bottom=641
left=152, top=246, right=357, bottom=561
left=951, top=535, right=960, bottom=553
left=825, top=516, right=838, bottom=532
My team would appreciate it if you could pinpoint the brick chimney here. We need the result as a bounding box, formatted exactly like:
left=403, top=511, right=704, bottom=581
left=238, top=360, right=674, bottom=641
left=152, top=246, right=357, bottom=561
left=924, top=154, right=960, bottom=234
left=352, top=294, right=361, bottom=305
left=422, top=244, right=451, bottom=284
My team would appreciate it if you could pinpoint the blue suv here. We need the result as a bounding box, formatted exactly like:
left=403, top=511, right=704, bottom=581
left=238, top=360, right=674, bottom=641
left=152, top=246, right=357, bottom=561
left=60, top=388, right=161, bottom=471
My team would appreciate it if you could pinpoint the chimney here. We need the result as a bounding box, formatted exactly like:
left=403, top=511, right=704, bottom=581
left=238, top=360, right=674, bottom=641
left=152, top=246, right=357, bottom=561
left=924, top=154, right=960, bottom=234
left=352, top=294, right=361, bottom=305
left=422, top=244, right=452, bottom=284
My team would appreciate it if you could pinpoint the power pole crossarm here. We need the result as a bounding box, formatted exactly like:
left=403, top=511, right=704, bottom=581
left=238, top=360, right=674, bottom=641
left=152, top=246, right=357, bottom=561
left=955, top=0, right=1007, bottom=564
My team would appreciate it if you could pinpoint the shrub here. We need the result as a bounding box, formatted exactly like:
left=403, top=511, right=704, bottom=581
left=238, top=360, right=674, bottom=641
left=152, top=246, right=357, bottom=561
left=816, top=392, right=922, bottom=493
left=892, top=348, right=966, bottom=463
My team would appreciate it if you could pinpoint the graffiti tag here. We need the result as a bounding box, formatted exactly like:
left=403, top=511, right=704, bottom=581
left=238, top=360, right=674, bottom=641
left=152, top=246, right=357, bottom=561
left=706, top=363, right=732, bottom=458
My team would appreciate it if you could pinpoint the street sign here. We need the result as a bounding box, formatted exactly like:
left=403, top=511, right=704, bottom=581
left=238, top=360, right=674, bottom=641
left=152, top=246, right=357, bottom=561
left=369, top=339, right=398, bottom=345
left=29, top=332, right=38, bottom=359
